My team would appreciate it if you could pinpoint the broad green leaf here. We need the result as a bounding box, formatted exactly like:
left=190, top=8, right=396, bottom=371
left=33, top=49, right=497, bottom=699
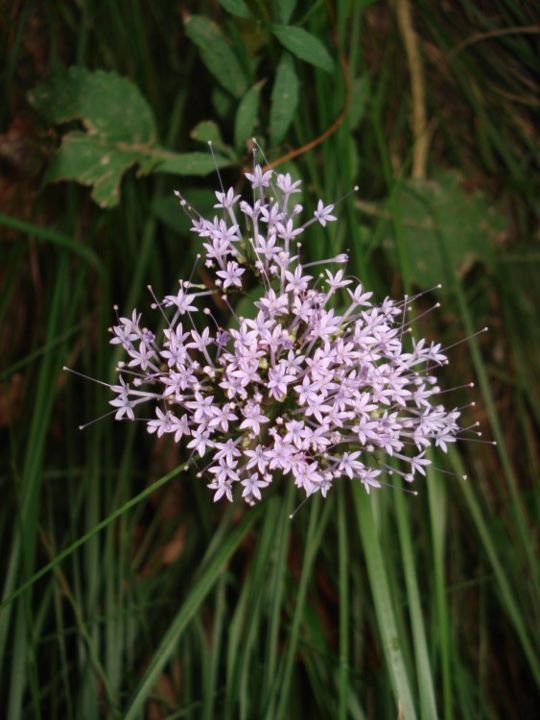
left=28, top=67, right=161, bottom=207
left=156, top=151, right=234, bottom=176
left=387, top=171, right=506, bottom=289
left=190, top=119, right=235, bottom=156
left=269, top=52, right=299, bottom=146
left=28, top=66, right=156, bottom=143
left=234, top=81, right=265, bottom=151
left=40, top=134, right=231, bottom=207
left=219, top=0, right=252, bottom=18
left=275, top=0, right=297, bottom=24
left=190, top=120, right=225, bottom=146
left=184, top=14, right=249, bottom=99
left=29, top=67, right=230, bottom=207
left=271, top=25, right=335, bottom=73
left=42, top=131, right=159, bottom=208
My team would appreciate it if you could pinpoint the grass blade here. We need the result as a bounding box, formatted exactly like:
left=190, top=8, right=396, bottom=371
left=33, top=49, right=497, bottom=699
left=124, top=505, right=262, bottom=719
left=353, top=485, right=418, bottom=720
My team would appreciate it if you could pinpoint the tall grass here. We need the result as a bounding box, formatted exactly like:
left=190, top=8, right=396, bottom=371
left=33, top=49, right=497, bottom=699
left=1, top=1, right=538, bottom=717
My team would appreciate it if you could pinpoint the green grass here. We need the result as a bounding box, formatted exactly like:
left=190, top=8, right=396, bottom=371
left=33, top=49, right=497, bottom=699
left=1, top=1, right=539, bottom=718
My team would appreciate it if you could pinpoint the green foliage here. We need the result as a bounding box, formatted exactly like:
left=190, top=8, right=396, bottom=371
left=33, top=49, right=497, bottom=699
left=28, top=67, right=159, bottom=207
left=219, top=0, right=253, bottom=19
left=189, top=119, right=238, bottom=159
left=275, top=0, right=298, bottom=24
left=271, top=24, right=335, bottom=73
left=184, top=14, right=250, bottom=99
left=189, top=119, right=227, bottom=148
left=29, top=68, right=235, bottom=207
left=387, top=171, right=507, bottom=289
left=157, top=151, right=233, bottom=176
left=234, top=80, right=265, bottom=150
left=2, top=1, right=539, bottom=719
left=269, top=52, right=299, bottom=146
left=28, top=66, right=157, bottom=142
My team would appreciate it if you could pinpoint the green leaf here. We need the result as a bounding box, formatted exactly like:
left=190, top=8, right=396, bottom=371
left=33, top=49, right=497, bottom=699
left=394, top=488, right=438, bottom=720
left=219, top=0, right=252, bottom=18
left=271, top=25, right=335, bottom=73
left=42, top=130, right=159, bottom=208
left=234, top=81, right=265, bottom=151
left=353, top=487, right=418, bottom=720
left=190, top=120, right=236, bottom=157
left=38, top=133, right=231, bottom=208
left=29, top=67, right=230, bottom=207
left=275, top=0, right=297, bottom=24
left=388, top=171, right=506, bottom=289
left=190, top=120, right=224, bottom=146
left=28, top=67, right=162, bottom=207
left=269, top=52, right=299, bottom=146
left=28, top=66, right=156, bottom=143
left=156, top=151, right=234, bottom=176
left=184, top=14, right=249, bottom=99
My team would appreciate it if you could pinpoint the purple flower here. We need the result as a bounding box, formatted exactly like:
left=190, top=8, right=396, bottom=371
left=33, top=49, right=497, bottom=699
left=109, top=377, right=136, bottom=420
left=214, top=188, right=241, bottom=210
left=245, top=165, right=272, bottom=189
left=239, top=400, right=269, bottom=435
left=73, top=160, right=472, bottom=506
left=162, top=288, right=197, bottom=314
left=216, top=261, right=245, bottom=289
left=241, top=473, right=269, bottom=503
left=314, top=199, right=337, bottom=227
left=267, top=362, right=296, bottom=400
left=276, top=172, right=302, bottom=196
left=147, top=407, right=175, bottom=437
left=127, top=341, right=156, bottom=372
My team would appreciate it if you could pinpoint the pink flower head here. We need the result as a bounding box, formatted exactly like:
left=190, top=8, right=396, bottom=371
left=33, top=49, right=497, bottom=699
left=76, top=160, right=472, bottom=506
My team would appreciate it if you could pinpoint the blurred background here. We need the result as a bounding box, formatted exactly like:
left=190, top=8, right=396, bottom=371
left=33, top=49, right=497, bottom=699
left=1, top=1, right=539, bottom=718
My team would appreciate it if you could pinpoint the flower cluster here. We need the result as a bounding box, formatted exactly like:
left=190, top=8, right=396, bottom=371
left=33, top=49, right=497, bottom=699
left=93, top=161, right=465, bottom=504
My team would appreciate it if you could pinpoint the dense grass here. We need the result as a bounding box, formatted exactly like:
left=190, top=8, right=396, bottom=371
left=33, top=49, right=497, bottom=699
left=1, top=1, right=539, bottom=718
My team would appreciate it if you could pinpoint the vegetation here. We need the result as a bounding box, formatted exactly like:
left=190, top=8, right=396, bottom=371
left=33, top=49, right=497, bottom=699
left=1, top=1, right=538, bottom=717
